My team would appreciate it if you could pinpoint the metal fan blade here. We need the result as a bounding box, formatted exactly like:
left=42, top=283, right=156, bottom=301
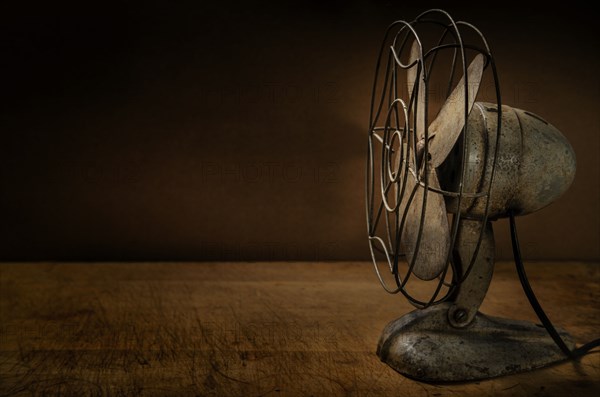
left=402, top=41, right=450, bottom=280
left=428, top=54, right=485, bottom=167
left=407, top=40, right=425, bottom=153
left=402, top=171, right=450, bottom=281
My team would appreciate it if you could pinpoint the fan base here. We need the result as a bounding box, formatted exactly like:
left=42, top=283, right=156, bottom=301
left=377, top=302, right=575, bottom=382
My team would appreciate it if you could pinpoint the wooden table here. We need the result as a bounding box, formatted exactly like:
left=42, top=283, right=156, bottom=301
left=1, top=262, right=598, bottom=396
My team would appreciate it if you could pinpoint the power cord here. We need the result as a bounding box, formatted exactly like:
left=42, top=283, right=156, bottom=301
left=509, top=212, right=600, bottom=359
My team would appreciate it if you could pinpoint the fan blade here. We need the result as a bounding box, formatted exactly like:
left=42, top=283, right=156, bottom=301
left=402, top=41, right=450, bottom=280
left=428, top=54, right=485, bottom=167
left=402, top=171, right=450, bottom=281
left=407, top=41, right=425, bottom=151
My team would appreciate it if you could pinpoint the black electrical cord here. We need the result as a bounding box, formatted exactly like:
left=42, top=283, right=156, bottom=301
left=509, top=212, right=600, bottom=359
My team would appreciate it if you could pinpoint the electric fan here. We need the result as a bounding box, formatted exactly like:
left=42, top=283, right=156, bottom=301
left=366, top=9, right=598, bottom=382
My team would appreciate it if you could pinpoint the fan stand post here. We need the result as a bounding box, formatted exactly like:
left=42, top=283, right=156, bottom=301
left=376, top=219, right=575, bottom=382
left=447, top=219, right=494, bottom=328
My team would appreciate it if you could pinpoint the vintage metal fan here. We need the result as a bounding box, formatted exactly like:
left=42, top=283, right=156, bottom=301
left=366, top=9, right=597, bottom=382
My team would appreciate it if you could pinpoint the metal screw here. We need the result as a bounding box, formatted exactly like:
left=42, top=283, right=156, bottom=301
left=454, top=309, right=467, bottom=323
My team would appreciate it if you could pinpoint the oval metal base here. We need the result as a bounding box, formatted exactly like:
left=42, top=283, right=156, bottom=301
left=377, top=303, right=575, bottom=382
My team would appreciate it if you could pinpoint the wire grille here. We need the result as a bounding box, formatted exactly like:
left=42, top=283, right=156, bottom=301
left=366, top=9, right=502, bottom=308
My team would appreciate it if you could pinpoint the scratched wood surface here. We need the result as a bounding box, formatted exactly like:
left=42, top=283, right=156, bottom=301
left=0, top=261, right=598, bottom=396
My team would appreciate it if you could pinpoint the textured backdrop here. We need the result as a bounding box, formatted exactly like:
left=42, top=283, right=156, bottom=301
left=1, top=1, right=598, bottom=260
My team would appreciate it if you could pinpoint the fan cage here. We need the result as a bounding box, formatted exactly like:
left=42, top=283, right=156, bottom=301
left=366, top=9, right=502, bottom=308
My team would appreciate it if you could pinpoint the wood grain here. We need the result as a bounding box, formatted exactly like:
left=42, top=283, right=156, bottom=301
left=0, top=261, right=598, bottom=396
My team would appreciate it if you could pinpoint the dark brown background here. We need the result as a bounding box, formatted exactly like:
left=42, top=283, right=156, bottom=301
left=1, top=1, right=598, bottom=261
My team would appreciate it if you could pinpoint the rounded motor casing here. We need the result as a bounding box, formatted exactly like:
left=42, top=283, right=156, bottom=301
left=438, top=102, right=576, bottom=219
